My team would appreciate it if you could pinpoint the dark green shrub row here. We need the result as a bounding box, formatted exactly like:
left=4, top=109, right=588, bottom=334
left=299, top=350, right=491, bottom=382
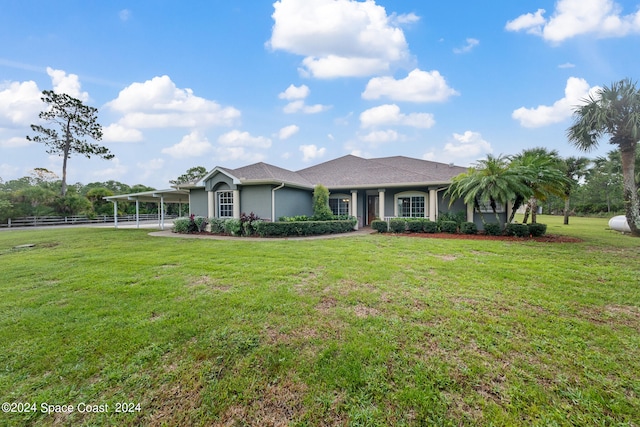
left=483, top=223, right=548, bottom=237
left=528, top=223, right=547, bottom=237
left=505, top=223, right=529, bottom=237
left=483, top=223, right=502, bottom=236
left=460, top=222, right=477, bottom=234
left=255, top=218, right=357, bottom=237
left=439, top=220, right=457, bottom=234
left=371, top=220, right=388, bottom=233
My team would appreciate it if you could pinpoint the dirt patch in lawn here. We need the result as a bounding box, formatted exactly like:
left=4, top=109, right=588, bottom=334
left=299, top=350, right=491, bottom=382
left=393, top=232, right=582, bottom=243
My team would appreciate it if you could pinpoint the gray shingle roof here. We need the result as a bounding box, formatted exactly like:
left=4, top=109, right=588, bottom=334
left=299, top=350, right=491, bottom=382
left=210, top=155, right=467, bottom=189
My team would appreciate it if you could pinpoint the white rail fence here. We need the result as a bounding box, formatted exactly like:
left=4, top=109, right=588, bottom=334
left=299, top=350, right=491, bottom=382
left=0, top=214, right=178, bottom=228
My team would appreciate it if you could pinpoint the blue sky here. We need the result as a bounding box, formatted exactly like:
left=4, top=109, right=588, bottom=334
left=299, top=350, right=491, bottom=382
left=1, top=0, right=639, bottom=189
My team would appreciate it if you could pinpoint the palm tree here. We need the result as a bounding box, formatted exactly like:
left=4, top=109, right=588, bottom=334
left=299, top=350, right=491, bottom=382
left=561, top=156, right=591, bottom=224
left=567, top=78, right=640, bottom=236
left=446, top=154, right=530, bottom=225
left=510, top=148, right=568, bottom=224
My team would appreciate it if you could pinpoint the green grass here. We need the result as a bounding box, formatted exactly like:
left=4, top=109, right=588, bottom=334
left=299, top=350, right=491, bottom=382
left=0, top=215, right=639, bottom=426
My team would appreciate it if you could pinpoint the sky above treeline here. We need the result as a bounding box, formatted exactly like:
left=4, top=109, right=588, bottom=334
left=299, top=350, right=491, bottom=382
left=1, top=0, right=639, bottom=188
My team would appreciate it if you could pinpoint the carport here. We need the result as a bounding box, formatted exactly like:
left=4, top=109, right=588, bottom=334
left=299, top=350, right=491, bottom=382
left=104, top=189, right=190, bottom=230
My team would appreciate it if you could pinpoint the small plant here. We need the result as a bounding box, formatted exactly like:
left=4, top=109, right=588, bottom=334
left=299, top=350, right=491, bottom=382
left=505, top=223, right=529, bottom=237
left=240, top=212, right=261, bottom=236
left=223, top=219, right=242, bottom=236
left=528, top=223, right=547, bottom=237
left=172, top=215, right=207, bottom=234
left=389, top=218, right=407, bottom=233
left=371, top=220, right=388, bottom=233
left=423, top=220, right=438, bottom=233
left=438, top=211, right=466, bottom=228
left=483, top=222, right=502, bottom=236
left=460, top=221, right=477, bottom=235
left=406, top=219, right=424, bottom=232
left=439, top=220, right=458, bottom=234
left=279, top=215, right=311, bottom=222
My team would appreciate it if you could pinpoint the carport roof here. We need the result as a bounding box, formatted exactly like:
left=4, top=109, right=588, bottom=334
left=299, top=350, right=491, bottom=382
left=104, top=188, right=190, bottom=203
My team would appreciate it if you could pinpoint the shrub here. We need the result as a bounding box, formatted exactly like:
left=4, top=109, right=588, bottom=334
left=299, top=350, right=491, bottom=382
left=223, top=219, right=242, bottom=236
left=172, top=215, right=208, bottom=234
left=279, top=215, right=310, bottom=222
left=460, top=221, right=477, bottom=235
left=438, top=211, right=466, bottom=228
left=371, top=220, right=388, bottom=233
left=240, top=212, right=261, bottom=236
left=193, top=215, right=208, bottom=232
left=528, top=223, right=547, bottom=237
left=209, top=218, right=226, bottom=234
left=423, top=220, right=438, bottom=233
left=505, top=223, right=529, bottom=237
left=439, top=220, right=458, bottom=234
left=483, top=222, right=502, bottom=236
left=172, top=217, right=190, bottom=233
left=312, top=184, right=333, bottom=221
left=406, top=219, right=424, bottom=232
left=389, top=218, right=407, bottom=233
left=255, top=218, right=357, bottom=237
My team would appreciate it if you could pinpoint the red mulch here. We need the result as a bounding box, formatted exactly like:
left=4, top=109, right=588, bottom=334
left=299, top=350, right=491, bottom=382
left=395, top=232, right=582, bottom=243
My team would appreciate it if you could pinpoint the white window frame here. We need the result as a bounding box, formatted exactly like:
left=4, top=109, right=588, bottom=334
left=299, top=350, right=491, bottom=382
left=217, top=190, right=234, bottom=218
left=394, top=191, right=428, bottom=218
left=478, top=199, right=505, bottom=213
left=329, top=194, right=350, bottom=216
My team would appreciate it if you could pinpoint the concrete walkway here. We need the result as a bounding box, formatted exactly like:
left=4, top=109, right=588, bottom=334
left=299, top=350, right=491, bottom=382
left=148, top=226, right=376, bottom=241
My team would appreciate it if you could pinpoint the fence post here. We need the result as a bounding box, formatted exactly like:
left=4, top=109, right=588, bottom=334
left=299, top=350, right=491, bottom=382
left=7, top=218, right=10, bottom=228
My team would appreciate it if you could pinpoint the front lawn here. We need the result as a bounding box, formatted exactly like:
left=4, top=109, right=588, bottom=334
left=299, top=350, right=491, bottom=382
left=0, top=215, right=638, bottom=426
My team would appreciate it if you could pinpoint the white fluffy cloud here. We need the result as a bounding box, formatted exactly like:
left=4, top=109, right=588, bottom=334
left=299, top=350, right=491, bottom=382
left=278, top=84, right=310, bottom=100
left=359, top=129, right=400, bottom=145
left=512, top=77, right=599, bottom=128
left=218, top=130, right=272, bottom=148
left=362, top=69, right=458, bottom=103
left=106, top=75, right=240, bottom=129
left=102, top=123, right=143, bottom=142
left=0, top=80, right=42, bottom=127
left=279, top=83, right=330, bottom=114
left=453, top=38, right=480, bottom=54
left=268, top=0, right=413, bottom=78
left=506, top=0, right=640, bottom=42
left=47, top=67, right=89, bottom=101
left=161, top=131, right=213, bottom=158
left=215, top=147, right=265, bottom=163
left=299, top=144, right=326, bottom=162
left=423, top=131, right=492, bottom=165
left=0, top=136, right=31, bottom=148
left=136, top=158, right=165, bottom=180
left=360, top=104, right=435, bottom=129
left=92, top=157, right=127, bottom=180
left=278, top=124, right=300, bottom=140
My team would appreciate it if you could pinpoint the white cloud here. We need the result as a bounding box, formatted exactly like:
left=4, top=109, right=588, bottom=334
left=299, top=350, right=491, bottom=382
left=558, top=62, right=576, bottom=69
left=268, top=0, right=413, bottom=78
left=119, top=9, right=132, bottom=22
left=0, top=163, right=20, bottom=179
left=512, top=77, right=599, bottom=128
left=106, top=75, right=241, bottom=128
left=362, top=69, right=458, bottom=103
left=92, top=157, right=127, bottom=180
left=215, top=146, right=265, bottom=163
left=423, top=131, right=492, bottom=165
left=278, top=124, right=299, bottom=140
left=453, top=38, right=479, bottom=54
left=0, top=80, right=42, bottom=127
left=360, top=104, right=435, bottom=129
left=359, top=129, right=400, bottom=145
left=136, top=158, right=164, bottom=179
left=0, top=136, right=31, bottom=148
left=161, top=131, right=213, bottom=158
left=299, top=144, right=326, bottom=162
left=278, top=84, right=309, bottom=100
left=46, top=67, right=89, bottom=101
left=218, top=130, right=272, bottom=148
left=506, top=0, right=640, bottom=42
left=283, top=100, right=330, bottom=114
left=102, top=123, right=143, bottom=142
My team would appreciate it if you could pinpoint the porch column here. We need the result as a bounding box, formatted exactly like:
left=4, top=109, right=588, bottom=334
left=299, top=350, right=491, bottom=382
left=207, top=191, right=214, bottom=218
left=351, top=190, right=358, bottom=230
left=378, top=189, right=385, bottom=220
left=160, top=195, right=165, bottom=230
left=429, top=189, right=437, bottom=220
left=233, top=189, right=240, bottom=219
left=467, top=203, right=474, bottom=222
left=135, top=199, right=140, bottom=229
left=113, top=201, right=118, bottom=229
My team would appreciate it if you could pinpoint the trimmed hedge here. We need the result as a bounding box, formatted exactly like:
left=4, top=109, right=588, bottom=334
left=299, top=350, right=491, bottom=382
left=439, top=220, right=458, bottom=234
left=371, top=220, right=388, bottom=233
left=254, top=218, right=357, bottom=237
left=389, top=218, right=407, bottom=233
left=505, top=223, right=529, bottom=237
left=423, top=220, right=438, bottom=233
left=460, top=221, right=477, bottom=235
left=406, top=219, right=424, bottom=232
left=528, top=223, right=547, bottom=237
left=483, top=223, right=502, bottom=236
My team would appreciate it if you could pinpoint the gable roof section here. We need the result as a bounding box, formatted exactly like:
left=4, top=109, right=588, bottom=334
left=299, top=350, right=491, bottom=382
left=228, top=162, right=313, bottom=188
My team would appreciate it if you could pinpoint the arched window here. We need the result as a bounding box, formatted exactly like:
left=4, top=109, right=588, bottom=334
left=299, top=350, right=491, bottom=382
left=394, top=191, right=428, bottom=218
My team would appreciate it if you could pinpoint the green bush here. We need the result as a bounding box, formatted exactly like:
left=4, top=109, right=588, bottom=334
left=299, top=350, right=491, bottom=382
left=406, top=219, right=424, bottom=232
left=460, top=221, right=477, bottom=235
left=172, top=217, right=190, bottom=233
left=528, top=223, right=547, bottom=237
left=389, top=218, right=407, bottom=233
left=438, top=211, right=466, bottom=228
left=439, top=220, right=458, bottom=234
left=483, top=223, right=502, bottom=236
left=279, top=215, right=311, bottom=222
left=312, top=185, right=333, bottom=221
left=255, top=218, right=357, bottom=237
left=371, top=220, right=388, bottom=233
left=423, top=220, right=438, bottom=233
left=172, top=215, right=208, bottom=234
left=209, top=218, right=226, bottom=234
left=223, top=219, right=242, bottom=236
left=505, top=223, right=529, bottom=237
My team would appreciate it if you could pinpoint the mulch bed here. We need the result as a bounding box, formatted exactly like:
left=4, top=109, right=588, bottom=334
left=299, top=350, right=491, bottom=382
left=395, top=232, right=583, bottom=243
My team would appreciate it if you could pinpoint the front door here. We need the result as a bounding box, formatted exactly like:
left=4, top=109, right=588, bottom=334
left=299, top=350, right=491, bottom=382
left=367, top=195, right=379, bottom=224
